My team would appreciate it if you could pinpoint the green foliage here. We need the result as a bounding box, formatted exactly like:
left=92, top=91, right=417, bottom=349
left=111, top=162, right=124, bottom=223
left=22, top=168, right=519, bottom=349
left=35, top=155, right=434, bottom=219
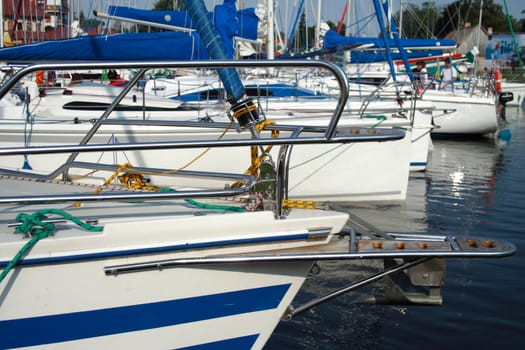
left=520, top=18, right=525, bottom=32
left=397, top=0, right=522, bottom=39
left=152, top=0, right=181, bottom=10
left=80, top=9, right=103, bottom=30
left=395, top=2, right=441, bottom=39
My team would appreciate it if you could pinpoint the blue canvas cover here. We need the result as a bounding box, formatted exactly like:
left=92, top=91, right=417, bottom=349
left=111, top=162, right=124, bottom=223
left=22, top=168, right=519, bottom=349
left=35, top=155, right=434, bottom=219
left=106, top=6, right=194, bottom=29
left=350, top=50, right=448, bottom=63
left=213, top=0, right=238, bottom=58
left=0, top=31, right=210, bottom=61
left=323, top=30, right=456, bottom=51
left=107, top=4, right=258, bottom=42
left=0, top=1, right=259, bottom=62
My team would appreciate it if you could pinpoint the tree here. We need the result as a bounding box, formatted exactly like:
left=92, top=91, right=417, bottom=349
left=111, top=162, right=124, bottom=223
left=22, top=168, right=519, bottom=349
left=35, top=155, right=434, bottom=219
left=395, top=2, right=441, bottom=39
left=153, top=0, right=180, bottom=10
left=433, top=0, right=518, bottom=38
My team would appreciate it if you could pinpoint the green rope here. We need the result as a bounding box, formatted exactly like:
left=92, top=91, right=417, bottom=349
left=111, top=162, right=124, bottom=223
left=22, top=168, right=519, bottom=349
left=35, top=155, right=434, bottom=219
left=362, top=115, right=387, bottom=120
left=14, top=209, right=104, bottom=235
left=185, top=198, right=246, bottom=212
left=0, top=209, right=103, bottom=284
left=158, top=188, right=246, bottom=212
left=362, top=115, right=387, bottom=128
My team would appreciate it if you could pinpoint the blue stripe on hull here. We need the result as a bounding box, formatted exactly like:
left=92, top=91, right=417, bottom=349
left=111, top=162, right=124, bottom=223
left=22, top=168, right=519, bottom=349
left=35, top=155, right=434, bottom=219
left=0, top=284, right=290, bottom=349
left=0, top=233, right=313, bottom=267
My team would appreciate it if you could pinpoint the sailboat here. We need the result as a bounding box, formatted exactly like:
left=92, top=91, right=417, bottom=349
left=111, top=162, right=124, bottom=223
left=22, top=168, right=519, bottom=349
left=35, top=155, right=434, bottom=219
left=1, top=56, right=518, bottom=350
left=0, top=1, right=418, bottom=200
left=0, top=2, right=517, bottom=349
left=327, top=0, right=509, bottom=137
left=112, top=1, right=433, bottom=172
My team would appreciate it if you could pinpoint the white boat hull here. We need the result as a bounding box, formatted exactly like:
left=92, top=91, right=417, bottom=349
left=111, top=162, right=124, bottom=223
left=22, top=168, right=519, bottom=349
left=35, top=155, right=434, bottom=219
left=422, top=92, right=498, bottom=135
left=0, top=190, right=348, bottom=349
left=0, top=121, right=411, bottom=202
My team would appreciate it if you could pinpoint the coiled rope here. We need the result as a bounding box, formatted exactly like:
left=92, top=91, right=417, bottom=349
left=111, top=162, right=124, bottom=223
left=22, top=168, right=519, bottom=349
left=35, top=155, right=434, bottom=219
left=92, top=165, right=246, bottom=212
left=0, top=209, right=103, bottom=283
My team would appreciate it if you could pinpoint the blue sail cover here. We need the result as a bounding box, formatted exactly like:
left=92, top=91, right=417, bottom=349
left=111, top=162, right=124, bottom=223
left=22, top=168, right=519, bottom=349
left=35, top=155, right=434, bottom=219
left=0, top=31, right=210, bottom=61
left=106, top=6, right=194, bottom=29
left=213, top=0, right=238, bottom=58
left=323, top=30, right=456, bottom=51
left=349, top=50, right=448, bottom=63
left=0, top=1, right=259, bottom=62
left=107, top=5, right=259, bottom=41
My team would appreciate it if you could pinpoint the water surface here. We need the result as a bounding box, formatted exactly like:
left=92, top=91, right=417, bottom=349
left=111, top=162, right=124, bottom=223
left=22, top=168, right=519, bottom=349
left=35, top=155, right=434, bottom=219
left=267, top=107, right=525, bottom=350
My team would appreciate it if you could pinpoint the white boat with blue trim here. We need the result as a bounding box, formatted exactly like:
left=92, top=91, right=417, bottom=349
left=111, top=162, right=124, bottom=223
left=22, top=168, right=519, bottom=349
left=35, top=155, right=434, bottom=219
left=0, top=58, right=518, bottom=350
left=0, top=60, right=413, bottom=202
left=0, top=179, right=349, bottom=350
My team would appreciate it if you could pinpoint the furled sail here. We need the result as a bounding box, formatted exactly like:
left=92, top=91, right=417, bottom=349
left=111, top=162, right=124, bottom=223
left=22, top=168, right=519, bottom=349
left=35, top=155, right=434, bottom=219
left=0, top=31, right=209, bottom=61
left=0, top=1, right=259, bottom=62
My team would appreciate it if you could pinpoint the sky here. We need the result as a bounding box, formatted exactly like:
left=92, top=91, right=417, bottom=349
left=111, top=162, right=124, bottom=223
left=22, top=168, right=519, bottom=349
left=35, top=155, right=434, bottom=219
left=79, top=0, right=525, bottom=30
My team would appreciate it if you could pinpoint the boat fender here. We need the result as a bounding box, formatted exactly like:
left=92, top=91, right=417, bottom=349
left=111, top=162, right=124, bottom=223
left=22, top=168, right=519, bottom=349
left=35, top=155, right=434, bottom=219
left=35, top=71, right=44, bottom=86
left=495, top=68, right=502, bottom=93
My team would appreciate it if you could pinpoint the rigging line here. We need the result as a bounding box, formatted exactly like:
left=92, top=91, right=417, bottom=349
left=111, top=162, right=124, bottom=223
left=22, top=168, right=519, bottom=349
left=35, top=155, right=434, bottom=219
left=289, top=143, right=352, bottom=192
left=405, top=6, right=436, bottom=39
left=126, top=120, right=235, bottom=177
left=347, top=14, right=375, bottom=36
left=286, top=0, right=305, bottom=53
left=290, top=143, right=347, bottom=169
left=434, top=5, right=456, bottom=38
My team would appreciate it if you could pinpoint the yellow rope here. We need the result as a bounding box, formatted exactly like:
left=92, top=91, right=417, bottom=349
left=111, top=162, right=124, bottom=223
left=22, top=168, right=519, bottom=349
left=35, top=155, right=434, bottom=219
left=68, top=121, right=235, bottom=187
left=91, top=163, right=161, bottom=194
left=232, top=101, right=257, bottom=120
left=92, top=163, right=132, bottom=194
left=282, top=199, right=319, bottom=209
left=119, top=173, right=160, bottom=191
left=230, top=120, right=280, bottom=188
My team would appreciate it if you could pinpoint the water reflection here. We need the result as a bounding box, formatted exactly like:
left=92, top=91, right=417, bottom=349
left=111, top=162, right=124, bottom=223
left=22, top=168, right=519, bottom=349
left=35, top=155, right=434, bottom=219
left=425, top=138, right=505, bottom=235
left=267, top=136, right=508, bottom=350
left=320, top=137, right=505, bottom=237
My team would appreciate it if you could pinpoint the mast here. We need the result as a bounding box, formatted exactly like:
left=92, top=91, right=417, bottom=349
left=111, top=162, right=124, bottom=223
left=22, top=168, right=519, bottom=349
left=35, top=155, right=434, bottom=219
left=476, top=0, right=483, bottom=54
left=314, top=0, right=321, bottom=48
left=267, top=0, right=274, bottom=59
left=373, top=0, right=396, bottom=79
left=399, top=0, right=403, bottom=38
left=374, top=0, right=414, bottom=82
left=473, top=0, right=483, bottom=74
left=343, top=0, right=351, bottom=64
left=69, top=0, right=75, bottom=38
left=1, top=1, right=3, bottom=47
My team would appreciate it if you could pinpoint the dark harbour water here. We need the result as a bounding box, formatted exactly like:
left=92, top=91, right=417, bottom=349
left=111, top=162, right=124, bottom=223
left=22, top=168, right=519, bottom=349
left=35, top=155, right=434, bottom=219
left=266, top=107, right=525, bottom=350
